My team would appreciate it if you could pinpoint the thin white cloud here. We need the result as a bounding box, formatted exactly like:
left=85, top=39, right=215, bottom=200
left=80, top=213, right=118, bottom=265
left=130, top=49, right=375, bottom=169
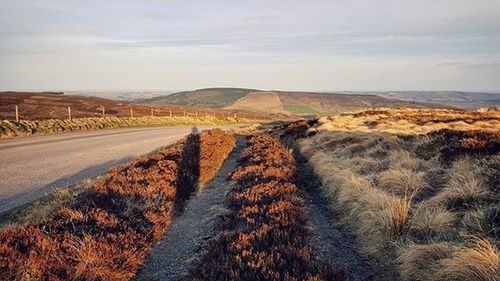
left=0, top=0, right=499, bottom=91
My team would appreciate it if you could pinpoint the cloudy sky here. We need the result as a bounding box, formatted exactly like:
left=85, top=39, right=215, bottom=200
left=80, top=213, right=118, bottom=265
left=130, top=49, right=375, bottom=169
left=1, top=0, right=499, bottom=92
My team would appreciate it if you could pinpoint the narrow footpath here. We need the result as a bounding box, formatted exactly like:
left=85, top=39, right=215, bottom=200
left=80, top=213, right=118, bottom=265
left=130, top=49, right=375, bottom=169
left=295, top=152, right=375, bottom=281
left=134, top=136, right=246, bottom=281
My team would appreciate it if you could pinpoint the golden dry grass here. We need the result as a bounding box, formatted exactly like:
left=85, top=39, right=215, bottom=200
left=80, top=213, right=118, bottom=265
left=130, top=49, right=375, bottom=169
left=312, top=108, right=500, bottom=135
left=297, top=107, right=499, bottom=280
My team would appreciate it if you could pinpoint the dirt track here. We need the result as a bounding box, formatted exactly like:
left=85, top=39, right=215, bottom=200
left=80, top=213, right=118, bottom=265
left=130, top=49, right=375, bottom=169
left=134, top=136, right=246, bottom=281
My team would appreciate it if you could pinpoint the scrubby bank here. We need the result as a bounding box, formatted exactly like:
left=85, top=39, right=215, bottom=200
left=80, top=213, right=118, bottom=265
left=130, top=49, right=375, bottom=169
left=192, top=134, right=342, bottom=281
left=0, top=116, right=251, bottom=138
left=0, top=129, right=235, bottom=281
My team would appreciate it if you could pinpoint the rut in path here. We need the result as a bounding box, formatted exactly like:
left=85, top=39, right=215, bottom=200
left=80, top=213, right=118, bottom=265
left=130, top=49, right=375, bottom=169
left=134, top=136, right=246, bottom=281
left=295, top=151, right=375, bottom=281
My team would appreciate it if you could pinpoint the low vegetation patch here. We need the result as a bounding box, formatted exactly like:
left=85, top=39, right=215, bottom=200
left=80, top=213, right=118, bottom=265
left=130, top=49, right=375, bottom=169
left=192, top=134, right=342, bottom=281
left=0, top=129, right=235, bottom=281
left=298, top=108, right=500, bottom=281
left=0, top=116, right=252, bottom=138
left=313, top=108, right=500, bottom=135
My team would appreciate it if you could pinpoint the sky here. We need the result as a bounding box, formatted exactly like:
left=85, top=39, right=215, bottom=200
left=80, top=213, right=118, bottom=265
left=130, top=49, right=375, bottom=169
left=1, top=0, right=499, bottom=92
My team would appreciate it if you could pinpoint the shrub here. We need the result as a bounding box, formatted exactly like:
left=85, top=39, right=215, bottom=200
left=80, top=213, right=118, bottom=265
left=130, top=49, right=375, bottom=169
left=193, top=134, right=342, bottom=281
left=0, top=129, right=235, bottom=280
left=429, top=129, right=500, bottom=162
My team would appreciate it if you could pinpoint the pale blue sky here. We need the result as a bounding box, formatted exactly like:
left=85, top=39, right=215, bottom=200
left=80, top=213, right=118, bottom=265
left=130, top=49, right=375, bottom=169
left=1, top=0, right=499, bottom=91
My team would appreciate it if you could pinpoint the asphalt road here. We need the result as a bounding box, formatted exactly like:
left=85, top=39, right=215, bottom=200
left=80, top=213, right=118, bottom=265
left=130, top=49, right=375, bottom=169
left=0, top=125, right=239, bottom=214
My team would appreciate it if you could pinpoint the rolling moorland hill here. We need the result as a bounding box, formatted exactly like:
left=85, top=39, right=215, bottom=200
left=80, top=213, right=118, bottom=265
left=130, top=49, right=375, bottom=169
left=0, top=91, right=274, bottom=120
left=142, top=88, right=447, bottom=115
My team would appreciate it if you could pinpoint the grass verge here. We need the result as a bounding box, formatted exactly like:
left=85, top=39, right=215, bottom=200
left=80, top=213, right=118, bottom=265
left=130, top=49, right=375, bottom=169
left=295, top=108, right=500, bottom=281
left=0, top=116, right=253, bottom=138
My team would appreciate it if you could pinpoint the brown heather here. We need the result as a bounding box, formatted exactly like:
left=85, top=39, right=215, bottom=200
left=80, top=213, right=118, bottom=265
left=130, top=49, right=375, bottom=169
left=193, top=134, right=343, bottom=281
left=0, top=129, right=235, bottom=281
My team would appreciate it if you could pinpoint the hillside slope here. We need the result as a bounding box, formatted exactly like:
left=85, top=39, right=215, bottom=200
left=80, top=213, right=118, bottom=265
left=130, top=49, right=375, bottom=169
left=376, top=91, right=500, bottom=109
left=143, top=88, right=439, bottom=115
left=0, top=91, right=273, bottom=120
left=146, top=88, right=257, bottom=108
left=226, top=91, right=286, bottom=113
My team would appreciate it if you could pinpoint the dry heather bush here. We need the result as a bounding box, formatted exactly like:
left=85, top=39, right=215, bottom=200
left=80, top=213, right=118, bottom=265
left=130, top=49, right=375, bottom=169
left=198, top=128, right=236, bottom=185
left=0, top=129, right=235, bottom=281
left=193, top=134, right=341, bottom=281
left=429, top=129, right=500, bottom=162
left=281, top=119, right=311, bottom=139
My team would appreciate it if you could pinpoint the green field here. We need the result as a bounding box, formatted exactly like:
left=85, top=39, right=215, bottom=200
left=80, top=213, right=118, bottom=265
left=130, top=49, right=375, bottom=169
left=283, top=104, right=318, bottom=115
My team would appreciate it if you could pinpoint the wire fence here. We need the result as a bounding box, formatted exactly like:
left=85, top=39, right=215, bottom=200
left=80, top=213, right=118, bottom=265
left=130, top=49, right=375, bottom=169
left=3, top=104, right=271, bottom=122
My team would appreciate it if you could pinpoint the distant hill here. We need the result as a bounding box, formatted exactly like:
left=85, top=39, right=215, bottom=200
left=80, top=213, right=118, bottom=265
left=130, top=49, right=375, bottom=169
left=0, top=91, right=274, bottom=120
left=143, top=88, right=442, bottom=115
left=375, top=91, right=500, bottom=110
left=145, top=88, right=258, bottom=108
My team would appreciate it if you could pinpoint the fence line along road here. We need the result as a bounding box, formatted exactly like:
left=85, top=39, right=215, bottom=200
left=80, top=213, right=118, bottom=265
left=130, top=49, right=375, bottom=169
left=6, top=104, right=268, bottom=122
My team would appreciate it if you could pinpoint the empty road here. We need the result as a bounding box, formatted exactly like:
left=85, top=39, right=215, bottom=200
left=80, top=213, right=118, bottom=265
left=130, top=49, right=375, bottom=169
left=0, top=125, right=239, bottom=214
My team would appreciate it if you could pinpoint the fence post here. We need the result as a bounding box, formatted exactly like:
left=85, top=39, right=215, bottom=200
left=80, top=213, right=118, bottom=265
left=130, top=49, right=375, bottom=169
left=234, top=113, right=237, bottom=119
left=151, top=108, right=154, bottom=117
left=130, top=107, right=133, bottom=118
left=183, top=110, right=186, bottom=117
left=169, top=108, right=172, bottom=117
left=195, top=110, right=198, bottom=118
left=15, top=105, right=19, bottom=122
left=68, top=106, right=72, bottom=121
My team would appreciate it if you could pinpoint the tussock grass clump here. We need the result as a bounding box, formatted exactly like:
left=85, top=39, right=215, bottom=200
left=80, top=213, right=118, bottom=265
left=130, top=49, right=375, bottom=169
left=378, top=168, right=427, bottom=197
left=399, top=238, right=500, bottom=281
left=408, top=206, right=456, bottom=238
left=462, top=205, right=500, bottom=237
left=436, top=238, right=500, bottom=281
left=193, top=134, right=342, bottom=281
left=298, top=108, right=500, bottom=280
left=0, top=129, right=236, bottom=280
left=433, top=159, right=490, bottom=210
left=312, top=108, right=500, bottom=135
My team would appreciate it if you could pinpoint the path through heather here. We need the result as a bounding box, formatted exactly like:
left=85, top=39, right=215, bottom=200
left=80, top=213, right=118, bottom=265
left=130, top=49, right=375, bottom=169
left=134, top=136, right=246, bottom=281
